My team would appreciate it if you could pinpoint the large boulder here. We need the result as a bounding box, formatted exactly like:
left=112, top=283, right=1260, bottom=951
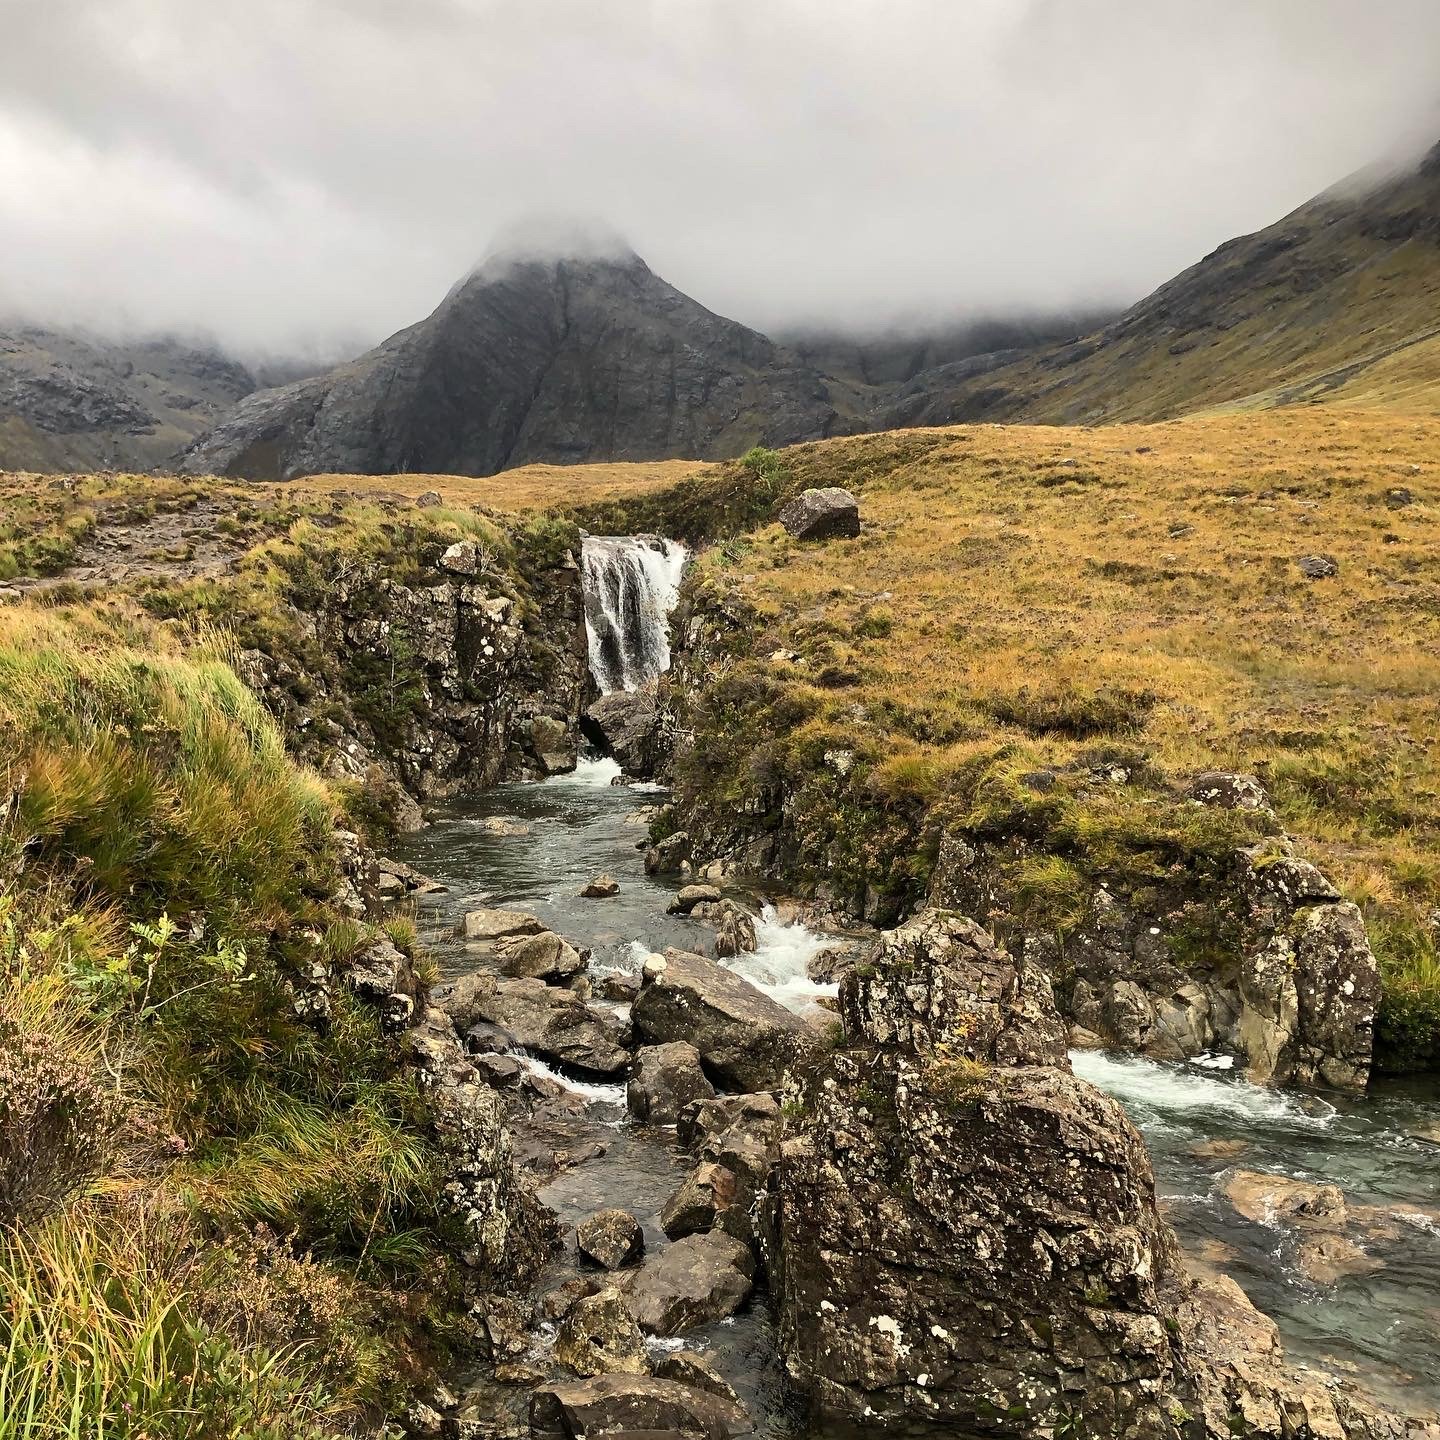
left=767, top=906, right=1420, bottom=1438
left=661, top=1161, right=740, bottom=1240
left=585, top=682, right=667, bottom=777
left=778, top=486, right=861, bottom=541
left=1237, top=901, right=1381, bottom=1090
left=530, top=1374, right=752, bottom=1440
left=433, top=974, right=628, bottom=1077
left=495, top=930, right=587, bottom=982
left=712, top=900, right=758, bottom=959
left=632, top=949, right=814, bottom=1091
left=459, top=907, right=544, bottom=943
left=620, top=1231, right=756, bottom=1336
left=553, top=1289, right=648, bottom=1378
left=576, top=1208, right=645, bottom=1271
left=627, top=1041, right=715, bottom=1124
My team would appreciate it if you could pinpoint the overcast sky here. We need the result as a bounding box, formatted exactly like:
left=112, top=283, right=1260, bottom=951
left=3, top=0, right=1438, bottom=359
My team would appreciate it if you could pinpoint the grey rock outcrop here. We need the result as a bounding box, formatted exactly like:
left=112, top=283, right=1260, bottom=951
left=495, top=930, right=587, bottom=982
left=621, top=1231, right=756, bottom=1336
left=627, top=1041, right=715, bottom=1124
left=530, top=1373, right=752, bottom=1440
left=631, top=948, right=814, bottom=1091
left=584, top=682, right=668, bottom=778
left=553, top=1288, right=648, bottom=1377
left=767, top=906, right=1424, bottom=1438
left=777, top=486, right=862, bottom=540
left=576, top=1208, right=645, bottom=1271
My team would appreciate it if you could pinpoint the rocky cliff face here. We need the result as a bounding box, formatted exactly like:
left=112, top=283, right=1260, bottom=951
left=652, top=592, right=1382, bottom=1093
left=241, top=525, right=589, bottom=818
left=0, top=322, right=259, bottom=472
left=767, top=908, right=1427, bottom=1438
left=179, top=250, right=859, bottom=481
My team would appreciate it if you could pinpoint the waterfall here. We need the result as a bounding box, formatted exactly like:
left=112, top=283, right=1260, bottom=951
left=581, top=535, right=687, bottom=694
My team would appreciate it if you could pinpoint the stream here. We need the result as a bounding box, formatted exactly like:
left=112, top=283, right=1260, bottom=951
left=390, top=533, right=1439, bottom=1431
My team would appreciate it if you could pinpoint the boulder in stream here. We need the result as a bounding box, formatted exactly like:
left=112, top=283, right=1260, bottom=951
left=576, top=1208, right=645, bottom=1270
left=458, top=907, right=544, bottom=943
left=627, top=1041, right=715, bottom=1124
left=495, top=929, right=587, bottom=982
left=579, top=873, right=620, bottom=898
left=434, top=973, right=628, bottom=1077
left=585, top=682, right=667, bottom=777
left=661, top=1160, right=740, bottom=1240
left=553, top=1288, right=648, bottom=1377
left=644, top=830, right=692, bottom=875
left=632, top=948, right=814, bottom=1091
left=668, top=883, right=722, bottom=915
left=712, top=899, right=758, bottom=958
left=530, top=1373, right=752, bottom=1440
left=621, top=1230, right=756, bottom=1336
left=765, top=905, right=1422, bottom=1438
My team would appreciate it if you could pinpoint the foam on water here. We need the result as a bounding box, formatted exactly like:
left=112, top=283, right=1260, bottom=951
left=1071, top=1048, right=1337, bottom=1131
left=722, top=905, right=837, bottom=1015
left=553, top=755, right=623, bottom=788
left=517, top=1053, right=627, bottom=1108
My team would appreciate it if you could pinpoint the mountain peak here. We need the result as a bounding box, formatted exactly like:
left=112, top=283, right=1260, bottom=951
left=477, top=215, right=642, bottom=273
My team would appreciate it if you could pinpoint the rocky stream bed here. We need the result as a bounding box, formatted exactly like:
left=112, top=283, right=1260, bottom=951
left=387, top=752, right=1440, bottom=1437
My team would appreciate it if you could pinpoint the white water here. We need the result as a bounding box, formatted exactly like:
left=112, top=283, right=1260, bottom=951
left=723, top=905, right=837, bottom=1016
left=516, top=1053, right=628, bottom=1108
left=581, top=535, right=687, bottom=693
left=557, top=755, right=623, bottom=787
left=1071, top=1048, right=1338, bottom=1131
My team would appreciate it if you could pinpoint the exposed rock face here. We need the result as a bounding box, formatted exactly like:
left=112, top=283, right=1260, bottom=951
left=0, top=322, right=259, bottom=473
left=494, top=929, right=587, bottom=982
left=179, top=249, right=849, bottom=481
left=929, top=833, right=1381, bottom=1091
left=576, top=1208, right=645, bottom=1271
left=777, top=486, right=862, bottom=540
left=712, top=899, right=758, bottom=959
left=631, top=948, right=815, bottom=1091
left=627, top=1041, right=715, bottom=1124
left=434, top=973, right=628, bottom=1077
left=621, top=1230, right=756, bottom=1336
left=767, top=907, right=1421, bottom=1438
left=530, top=1373, right=752, bottom=1440
left=241, top=527, right=588, bottom=800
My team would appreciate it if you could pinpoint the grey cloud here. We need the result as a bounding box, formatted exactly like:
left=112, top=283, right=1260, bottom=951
left=2, top=0, right=1437, bottom=358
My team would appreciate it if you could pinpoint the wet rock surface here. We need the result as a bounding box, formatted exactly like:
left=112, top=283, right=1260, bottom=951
left=632, top=948, right=815, bottom=1090
left=575, top=1208, right=645, bottom=1271
left=530, top=1372, right=753, bottom=1440
left=627, top=1041, right=715, bottom=1124
left=620, top=1230, right=757, bottom=1336
left=767, top=905, right=1428, bottom=1438
left=435, top=973, right=629, bottom=1077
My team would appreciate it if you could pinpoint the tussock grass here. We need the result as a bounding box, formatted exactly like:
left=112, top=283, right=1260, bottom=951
left=0, top=602, right=456, bottom=1430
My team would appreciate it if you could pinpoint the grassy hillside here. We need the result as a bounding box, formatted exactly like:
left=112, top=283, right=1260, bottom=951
left=891, top=146, right=1440, bottom=427
left=617, top=410, right=1440, bottom=1067
left=0, top=602, right=483, bottom=1437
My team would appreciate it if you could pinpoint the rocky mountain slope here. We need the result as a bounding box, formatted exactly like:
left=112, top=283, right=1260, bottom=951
left=0, top=322, right=261, bottom=472
left=177, top=249, right=869, bottom=482
left=887, top=141, right=1440, bottom=426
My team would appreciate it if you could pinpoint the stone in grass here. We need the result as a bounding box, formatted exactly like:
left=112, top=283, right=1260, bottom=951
left=1296, top=553, right=1338, bottom=579
left=576, top=1208, right=645, bottom=1270
left=580, top=873, right=620, bottom=898
left=778, top=487, right=861, bottom=541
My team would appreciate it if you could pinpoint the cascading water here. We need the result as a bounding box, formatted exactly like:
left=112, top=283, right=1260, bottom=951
left=581, top=535, right=687, bottom=693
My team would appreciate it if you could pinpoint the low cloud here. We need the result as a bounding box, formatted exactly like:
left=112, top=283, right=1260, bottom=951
left=3, top=0, right=1438, bottom=357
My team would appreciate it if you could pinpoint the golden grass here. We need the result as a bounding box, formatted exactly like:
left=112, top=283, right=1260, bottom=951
left=681, top=409, right=1440, bottom=1058
left=286, top=456, right=710, bottom=514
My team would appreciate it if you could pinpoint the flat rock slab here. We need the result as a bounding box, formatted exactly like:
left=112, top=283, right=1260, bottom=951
left=632, top=948, right=814, bottom=1091
left=531, top=1373, right=752, bottom=1439
left=459, top=907, right=544, bottom=943
left=621, top=1231, right=756, bottom=1336
left=434, top=973, right=628, bottom=1077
